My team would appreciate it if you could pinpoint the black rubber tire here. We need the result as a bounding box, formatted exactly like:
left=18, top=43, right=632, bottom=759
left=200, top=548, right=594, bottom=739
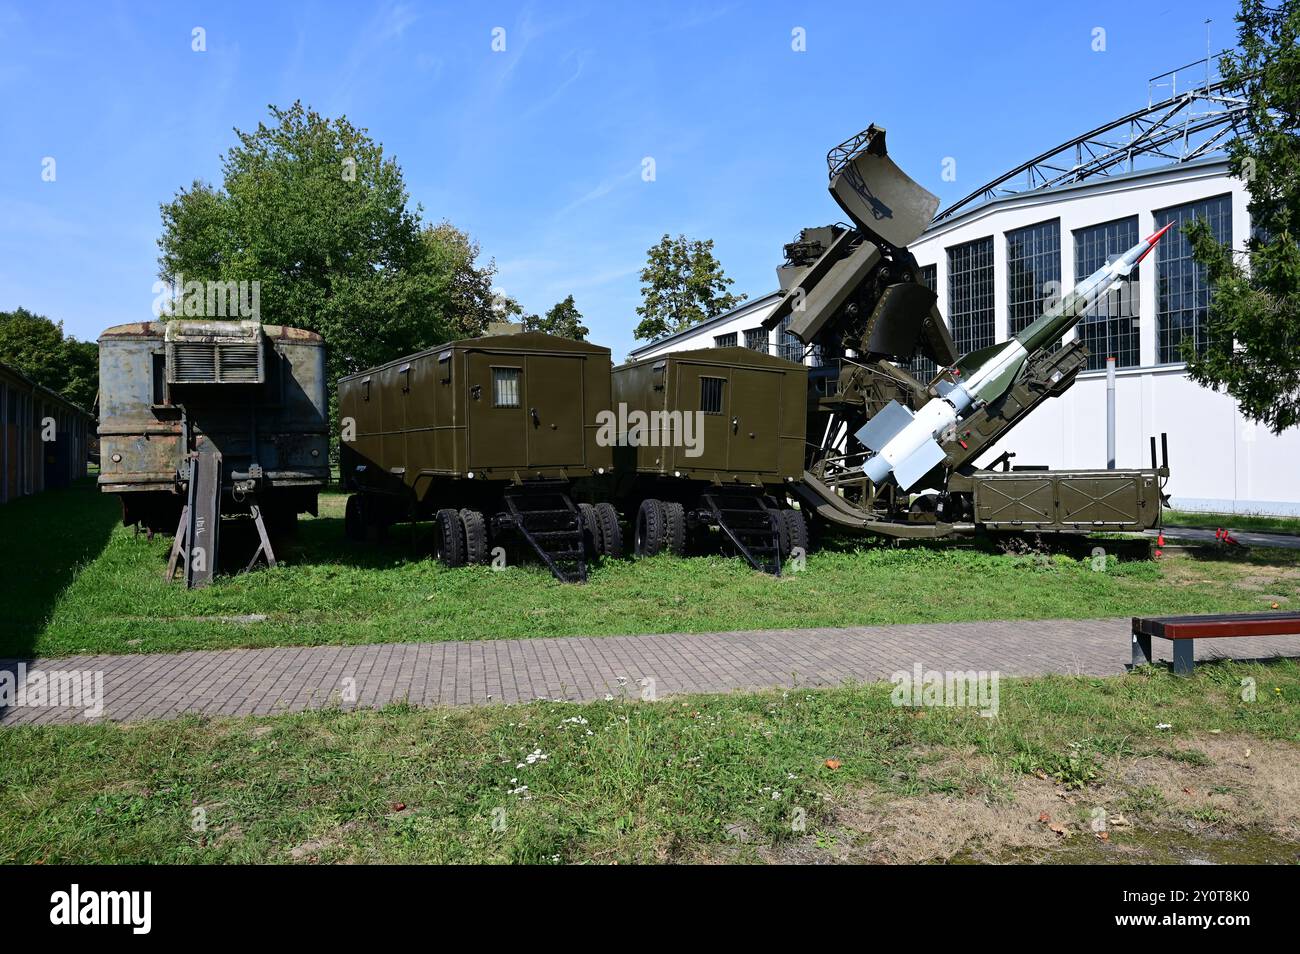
left=459, top=508, right=489, bottom=565
left=344, top=495, right=366, bottom=542
left=781, top=509, right=810, bottom=558
left=595, top=502, right=623, bottom=558
left=662, top=501, right=687, bottom=556
left=365, top=496, right=390, bottom=543
left=433, top=508, right=467, bottom=567
left=577, top=502, right=602, bottom=558
left=634, top=498, right=666, bottom=557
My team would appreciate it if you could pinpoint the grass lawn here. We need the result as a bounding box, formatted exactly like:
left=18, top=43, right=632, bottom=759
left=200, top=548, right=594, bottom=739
left=1165, top=509, right=1300, bottom=535
left=4, top=479, right=1300, bottom=658
left=1, top=661, right=1297, bottom=864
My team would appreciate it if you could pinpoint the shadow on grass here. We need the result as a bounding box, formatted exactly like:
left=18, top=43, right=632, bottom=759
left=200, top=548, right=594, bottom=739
left=0, top=478, right=119, bottom=715
left=279, top=515, right=585, bottom=574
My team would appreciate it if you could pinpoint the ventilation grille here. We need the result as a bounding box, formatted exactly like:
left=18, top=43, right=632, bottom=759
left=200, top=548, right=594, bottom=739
left=167, top=341, right=265, bottom=384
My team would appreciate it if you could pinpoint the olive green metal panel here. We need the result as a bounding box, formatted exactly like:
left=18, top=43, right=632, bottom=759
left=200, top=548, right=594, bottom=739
left=467, top=351, right=525, bottom=471
left=378, top=363, right=406, bottom=478
left=338, top=332, right=612, bottom=493
left=726, top=368, right=783, bottom=473
left=973, top=469, right=1161, bottom=530
left=669, top=360, right=729, bottom=474
left=523, top=354, right=587, bottom=468
left=972, top=474, right=1056, bottom=526
left=612, top=347, right=807, bottom=485
left=1058, top=473, right=1150, bottom=525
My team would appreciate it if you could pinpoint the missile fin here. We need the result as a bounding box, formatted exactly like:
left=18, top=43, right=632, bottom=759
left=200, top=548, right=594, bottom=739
left=894, top=438, right=947, bottom=491
left=855, top=399, right=913, bottom=451
left=978, top=354, right=1028, bottom=406
left=954, top=342, right=1007, bottom=377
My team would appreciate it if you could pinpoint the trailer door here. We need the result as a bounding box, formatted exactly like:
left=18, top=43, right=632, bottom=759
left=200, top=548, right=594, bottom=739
left=674, top=363, right=729, bottom=474
left=524, top=354, right=586, bottom=468
left=726, top=368, right=783, bottom=474
left=467, top=352, right=526, bottom=471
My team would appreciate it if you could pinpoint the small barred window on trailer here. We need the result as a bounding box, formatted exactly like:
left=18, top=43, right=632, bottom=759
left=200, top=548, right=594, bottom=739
left=700, top=376, right=725, bottom=414
left=492, top=367, right=521, bottom=407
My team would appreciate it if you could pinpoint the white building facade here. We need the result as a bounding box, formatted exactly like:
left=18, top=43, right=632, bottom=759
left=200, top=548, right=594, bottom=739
left=628, top=158, right=1300, bottom=516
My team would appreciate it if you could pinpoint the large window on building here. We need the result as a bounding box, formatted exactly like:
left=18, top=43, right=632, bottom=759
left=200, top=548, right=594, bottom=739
left=1074, top=216, right=1140, bottom=370
left=906, top=264, right=940, bottom=382
left=1156, top=194, right=1232, bottom=364
left=777, top=315, right=804, bottom=362
left=713, top=332, right=737, bottom=348
left=947, top=236, right=994, bottom=354
left=1006, top=220, right=1060, bottom=342
left=744, top=327, right=768, bottom=352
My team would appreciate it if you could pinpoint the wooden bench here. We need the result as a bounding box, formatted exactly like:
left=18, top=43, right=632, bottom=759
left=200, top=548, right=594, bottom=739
left=1131, top=612, right=1300, bottom=674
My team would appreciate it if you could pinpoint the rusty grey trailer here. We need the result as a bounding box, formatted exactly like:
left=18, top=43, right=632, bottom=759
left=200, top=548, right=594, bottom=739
left=97, top=320, right=329, bottom=586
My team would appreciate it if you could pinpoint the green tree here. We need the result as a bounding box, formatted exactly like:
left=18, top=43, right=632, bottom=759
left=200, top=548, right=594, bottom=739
left=157, top=102, right=496, bottom=385
left=0, top=308, right=98, bottom=410
left=524, top=294, right=589, bottom=340
left=1185, top=0, right=1300, bottom=432
left=633, top=234, right=745, bottom=340
left=60, top=338, right=100, bottom=411
left=421, top=220, right=499, bottom=340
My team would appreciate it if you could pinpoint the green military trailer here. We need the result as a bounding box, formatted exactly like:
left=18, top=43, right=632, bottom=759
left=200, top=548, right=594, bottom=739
left=610, top=347, right=809, bottom=574
left=337, top=330, right=620, bottom=582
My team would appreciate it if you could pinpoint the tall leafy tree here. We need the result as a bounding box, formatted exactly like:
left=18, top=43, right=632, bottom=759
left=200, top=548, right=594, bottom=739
left=421, top=220, right=499, bottom=340
left=524, top=295, right=589, bottom=340
left=1185, top=0, right=1300, bottom=432
left=0, top=308, right=98, bottom=410
left=157, top=102, right=495, bottom=385
left=633, top=234, right=745, bottom=340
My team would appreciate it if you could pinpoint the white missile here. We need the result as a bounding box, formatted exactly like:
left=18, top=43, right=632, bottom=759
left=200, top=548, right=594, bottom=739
left=859, top=222, right=1174, bottom=490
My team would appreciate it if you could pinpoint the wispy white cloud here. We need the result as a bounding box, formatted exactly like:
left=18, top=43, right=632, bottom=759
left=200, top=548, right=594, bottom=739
left=518, top=48, right=590, bottom=120
left=552, top=164, right=640, bottom=220
left=330, top=2, right=423, bottom=109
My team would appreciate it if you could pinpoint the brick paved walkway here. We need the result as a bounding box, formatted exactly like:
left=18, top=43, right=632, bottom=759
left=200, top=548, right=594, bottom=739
left=3, top=618, right=1299, bottom=725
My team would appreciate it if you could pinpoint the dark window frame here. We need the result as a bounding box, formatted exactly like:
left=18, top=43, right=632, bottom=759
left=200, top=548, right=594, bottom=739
left=1155, top=194, right=1232, bottom=365
left=700, top=376, right=725, bottom=415
left=1006, top=218, right=1061, bottom=341
left=946, top=236, right=995, bottom=355
left=1073, top=216, right=1141, bottom=370
left=491, top=365, right=523, bottom=408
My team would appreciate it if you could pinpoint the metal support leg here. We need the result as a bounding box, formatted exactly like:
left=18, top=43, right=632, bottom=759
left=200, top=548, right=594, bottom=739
left=244, top=501, right=278, bottom=573
left=1130, top=631, right=1152, bottom=668
left=165, top=504, right=190, bottom=581
left=1172, top=640, right=1195, bottom=676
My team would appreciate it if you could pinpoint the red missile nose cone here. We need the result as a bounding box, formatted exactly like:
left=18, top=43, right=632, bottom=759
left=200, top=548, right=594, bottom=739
left=1135, top=222, right=1176, bottom=264
left=1145, top=221, right=1176, bottom=245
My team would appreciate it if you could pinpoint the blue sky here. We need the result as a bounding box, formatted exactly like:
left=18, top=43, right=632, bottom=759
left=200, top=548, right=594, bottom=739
left=0, top=0, right=1240, bottom=359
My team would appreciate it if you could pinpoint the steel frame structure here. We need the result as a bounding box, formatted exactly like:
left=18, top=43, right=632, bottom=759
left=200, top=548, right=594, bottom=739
left=934, top=56, right=1249, bottom=224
